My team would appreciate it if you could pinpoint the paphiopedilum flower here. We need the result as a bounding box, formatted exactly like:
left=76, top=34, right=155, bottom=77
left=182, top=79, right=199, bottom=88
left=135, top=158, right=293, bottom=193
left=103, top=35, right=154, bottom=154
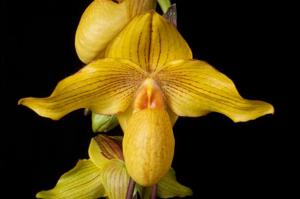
left=75, top=0, right=156, bottom=63
left=19, top=11, right=274, bottom=186
left=36, top=135, right=192, bottom=199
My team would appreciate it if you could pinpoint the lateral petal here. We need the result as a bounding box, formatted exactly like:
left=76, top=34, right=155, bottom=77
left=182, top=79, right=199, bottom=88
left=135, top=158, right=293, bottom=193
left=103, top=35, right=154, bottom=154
left=155, top=60, right=274, bottom=122
left=19, top=58, right=146, bottom=120
left=36, top=160, right=105, bottom=199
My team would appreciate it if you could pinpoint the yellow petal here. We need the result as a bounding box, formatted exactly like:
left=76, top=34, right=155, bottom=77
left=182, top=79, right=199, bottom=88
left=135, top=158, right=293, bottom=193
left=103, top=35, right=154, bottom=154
left=123, top=108, right=175, bottom=186
left=19, top=58, right=146, bottom=120
left=100, top=159, right=129, bottom=199
left=75, top=0, right=129, bottom=63
left=155, top=60, right=274, bottom=122
left=36, top=159, right=105, bottom=199
left=105, top=11, right=192, bottom=72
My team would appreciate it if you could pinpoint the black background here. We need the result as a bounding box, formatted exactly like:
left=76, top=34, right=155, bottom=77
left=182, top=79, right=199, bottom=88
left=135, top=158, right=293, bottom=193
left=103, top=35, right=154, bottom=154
left=1, top=0, right=294, bottom=198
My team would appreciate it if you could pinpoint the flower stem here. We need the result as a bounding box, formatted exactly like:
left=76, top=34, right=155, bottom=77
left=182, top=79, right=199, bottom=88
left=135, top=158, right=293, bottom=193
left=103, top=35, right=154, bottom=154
left=151, top=184, right=157, bottom=199
left=157, top=0, right=171, bottom=14
left=126, top=178, right=135, bottom=199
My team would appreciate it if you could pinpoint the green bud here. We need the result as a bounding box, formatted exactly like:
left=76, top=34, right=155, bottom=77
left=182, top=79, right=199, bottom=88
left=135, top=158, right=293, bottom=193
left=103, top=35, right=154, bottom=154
left=92, top=113, right=119, bottom=133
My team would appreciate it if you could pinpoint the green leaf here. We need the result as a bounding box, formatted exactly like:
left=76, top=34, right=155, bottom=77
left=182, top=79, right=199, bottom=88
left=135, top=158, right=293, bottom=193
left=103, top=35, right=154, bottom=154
left=100, top=159, right=130, bottom=199
left=92, top=112, right=119, bottom=133
left=157, top=168, right=193, bottom=198
left=36, top=159, right=105, bottom=199
left=134, top=183, right=143, bottom=198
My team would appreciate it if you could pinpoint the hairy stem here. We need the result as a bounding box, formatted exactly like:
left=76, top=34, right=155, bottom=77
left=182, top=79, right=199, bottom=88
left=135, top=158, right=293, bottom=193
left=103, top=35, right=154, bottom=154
left=151, top=184, right=157, bottom=199
left=126, top=178, right=136, bottom=199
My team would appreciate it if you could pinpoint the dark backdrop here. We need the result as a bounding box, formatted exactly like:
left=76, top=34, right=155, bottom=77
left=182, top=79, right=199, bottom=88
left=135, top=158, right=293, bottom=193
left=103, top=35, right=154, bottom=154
left=2, top=0, right=294, bottom=198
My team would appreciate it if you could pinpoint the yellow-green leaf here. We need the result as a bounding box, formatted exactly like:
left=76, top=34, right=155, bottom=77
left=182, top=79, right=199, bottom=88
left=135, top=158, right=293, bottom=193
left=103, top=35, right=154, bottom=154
left=100, top=159, right=130, bottom=199
left=157, top=168, right=193, bottom=198
left=105, top=11, right=192, bottom=72
left=36, top=160, right=105, bottom=199
left=141, top=168, right=192, bottom=199
left=155, top=59, right=274, bottom=122
left=19, top=58, right=146, bottom=120
left=123, top=108, right=175, bottom=186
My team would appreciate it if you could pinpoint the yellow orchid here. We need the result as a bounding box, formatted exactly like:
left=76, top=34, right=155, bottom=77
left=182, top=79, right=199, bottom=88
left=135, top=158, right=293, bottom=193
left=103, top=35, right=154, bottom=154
left=75, top=0, right=156, bottom=63
left=36, top=135, right=192, bottom=199
left=19, top=11, right=274, bottom=186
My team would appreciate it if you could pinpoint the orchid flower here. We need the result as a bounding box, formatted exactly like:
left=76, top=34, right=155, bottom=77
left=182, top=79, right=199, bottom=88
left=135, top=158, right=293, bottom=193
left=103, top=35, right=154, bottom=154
left=36, top=135, right=192, bottom=199
left=19, top=11, right=274, bottom=186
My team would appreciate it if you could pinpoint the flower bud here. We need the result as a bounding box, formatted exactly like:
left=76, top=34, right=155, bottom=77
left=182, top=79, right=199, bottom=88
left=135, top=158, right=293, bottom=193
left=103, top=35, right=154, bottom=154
left=92, top=112, right=119, bottom=133
left=75, top=0, right=156, bottom=63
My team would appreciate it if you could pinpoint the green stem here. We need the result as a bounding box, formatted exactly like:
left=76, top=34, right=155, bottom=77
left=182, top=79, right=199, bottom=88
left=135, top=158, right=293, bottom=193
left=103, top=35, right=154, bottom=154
left=157, top=0, right=171, bottom=14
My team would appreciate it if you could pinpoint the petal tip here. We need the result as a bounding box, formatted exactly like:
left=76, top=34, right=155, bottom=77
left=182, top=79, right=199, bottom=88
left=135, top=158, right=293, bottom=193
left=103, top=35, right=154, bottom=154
left=231, top=101, right=275, bottom=123
left=17, top=98, right=26, bottom=106
left=18, top=97, right=62, bottom=120
left=35, top=192, right=44, bottom=198
left=18, top=97, right=34, bottom=108
left=267, top=103, right=275, bottom=115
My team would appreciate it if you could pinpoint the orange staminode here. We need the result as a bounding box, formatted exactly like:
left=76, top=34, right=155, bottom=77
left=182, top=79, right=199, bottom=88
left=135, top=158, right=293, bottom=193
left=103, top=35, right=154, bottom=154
left=134, top=78, right=164, bottom=110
